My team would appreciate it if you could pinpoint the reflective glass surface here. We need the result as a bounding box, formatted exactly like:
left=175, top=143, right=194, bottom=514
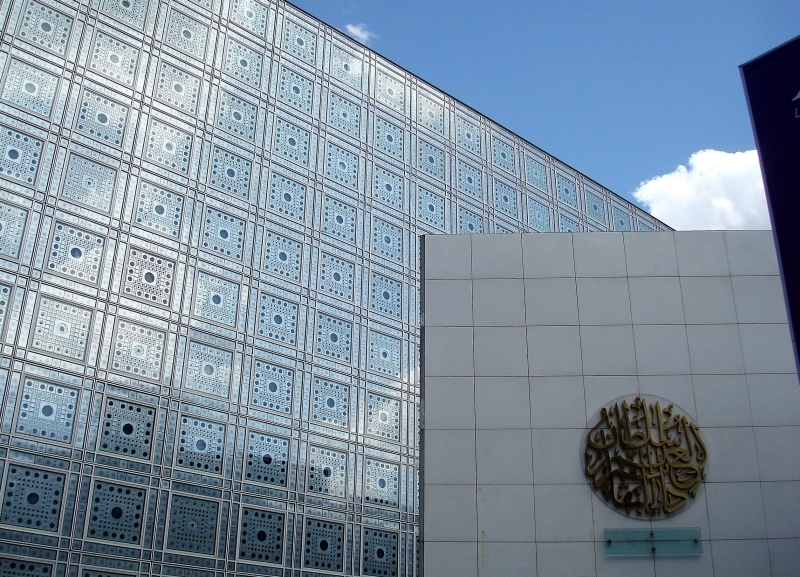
left=0, top=1, right=666, bottom=576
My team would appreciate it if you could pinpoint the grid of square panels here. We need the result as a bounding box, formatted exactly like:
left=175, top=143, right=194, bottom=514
left=0, top=0, right=668, bottom=577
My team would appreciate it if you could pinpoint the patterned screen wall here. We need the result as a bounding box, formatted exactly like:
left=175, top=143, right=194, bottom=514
left=0, top=1, right=668, bottom=577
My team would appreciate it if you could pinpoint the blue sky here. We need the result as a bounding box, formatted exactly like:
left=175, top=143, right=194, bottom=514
left=290, top=0, right=798, bottom=226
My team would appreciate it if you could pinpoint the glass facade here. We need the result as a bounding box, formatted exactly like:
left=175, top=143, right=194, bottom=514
left=0, top=1, right=667, bottom=577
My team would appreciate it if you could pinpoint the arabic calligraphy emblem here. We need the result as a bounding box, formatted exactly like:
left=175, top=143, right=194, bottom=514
left=584, top=395, right=707, bottom=518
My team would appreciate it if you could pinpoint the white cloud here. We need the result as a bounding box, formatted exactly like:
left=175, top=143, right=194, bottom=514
left=633, top=149, right=770, bottom=230
left=345, top=23, right=377, bottom=44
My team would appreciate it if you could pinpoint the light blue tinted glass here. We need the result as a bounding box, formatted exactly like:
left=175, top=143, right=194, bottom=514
left=605, top=528, right=703, bottom=557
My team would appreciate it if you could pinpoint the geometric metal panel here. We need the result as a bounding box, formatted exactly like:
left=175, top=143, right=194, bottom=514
left=319, top=252, right=354, bottom=300
left=209, top=146, right=252, bottom=199
left=376, top=72, right=404, bottom=112
left=307, top=445, right=346, bottom=498
left=559, top=214, right=579, bottom=233
left=46, top=222, right=105, bottom=284
left=586, top=191, right=605, bottom=223
left=417, top=140, right=444, bottom=181
left=365, top=392, right=400, bottom=442
left=491, top=137, right=515, bottom=174
left=370, top=272, right=402, bottom=319
left=16, top=377, right=79, bottom=443
left=494, top=179, right=518, bottom=218
left=89, top=32, right=139, bottom=88
left=417, top=188, right=445, bottom=228
left=457, top=160, right=482, bottom=199
left=315, top=312, right=352, bottom=362
left=613, top=207, right=631, bottom=232
left=362, top=528, right=398, bottom=577
left=526, top=156, right=547, bottom=191
left=194, top=272, right=240, bottom=327
left=529, top=198, right=550, bottom=232
left=374, top=117, right=403, bottom=159
left=273, top=118, right=310, bottom=166
left=1, top=57, right=58, bottom=117
left=167, top=495, right=218, bottom=555
left=278, top=66, right=313, bottom=113
left=250, top=359, right=293, bottom=415
left=239, top=507, right=284, bottom=563
left=311, top=377, right=349, bottom=429
left=62, top=155, right=117, bottom=213
left=325, top=143, right=358, bottom=189
left=0, top=284, right=11, bottom=335
left=87, top=481, right=145, bottom=544
left=111, top=319, right=165, bottom=380
left=100, top=0, right=147, bottom=30
left=456, top=117, right=481, bottom=154
left=245, top=432, right=289, bottom=487
left=229, top=0, right=269, bottom=38
left=367, top=330, right=401, bottom=378
left=0, top=557, right=53, bottom=577
left=322, top=196, right=356, bottom=243
left=177, top=415, right=226, bottom=474
left=0, top=125, right=43, bottom=185
left=122, top=248, right=175, bottom=306
left=224, top=40, right=263, bottom=87
left=155, top=62, right=200, bottom=115
left=31, top=296, right=91, bottom=360
left=331, top=45, right=362, bottom=88
left=418, top=94, right=444, bottom=134
left=18, top=0, right=74, bottom=56
left=145, top=119, right=193, bottom=175
left=202, top=207, right=246, bottom=260
left=188, top=0, right=211, bottom=12
left=99, top=397, right=155, bottom=459
left=164, top=10, right=208, bottom=58
left=303, top=518, right=344, bottom=572
left=217, top=90, right=257, bottom=142
left=269, top=173, right=307, bottom=222
left=75, top=90, right=128, bottom=147
left=458, top=207, right=483, bottom=234
left=0, top=200, right=28, bottom=258
left=263, top=230, right=302, bottom=282
left=186, top=341, right=232, bottom=398
left=364, top=458, right=399, bottom=508
left=134, top=181, right=184, bottom=238
left=556, top=174, right=577, bottom=208
left=78, top=571, right=133, bottom=577
left=0, top=464, right=65, bottom=532
left=328, top=92, right=359, bottom=137
left=282, top=20, right=316, bottom=64
left=257, top=293, right=298, bottom=345
left=372, top=218, right=402, bottom=262
left=373, top=166, right=403, bottom=208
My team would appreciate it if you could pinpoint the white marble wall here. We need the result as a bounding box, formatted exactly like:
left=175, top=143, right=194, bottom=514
left=420, top=231, right=800, bottom=577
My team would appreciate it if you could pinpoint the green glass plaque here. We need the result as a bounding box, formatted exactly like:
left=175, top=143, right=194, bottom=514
left=605, top=528, right=703, bottom=557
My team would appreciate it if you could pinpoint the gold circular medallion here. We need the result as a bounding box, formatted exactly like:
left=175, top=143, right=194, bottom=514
left=584, top=395, right=707, bottom=518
